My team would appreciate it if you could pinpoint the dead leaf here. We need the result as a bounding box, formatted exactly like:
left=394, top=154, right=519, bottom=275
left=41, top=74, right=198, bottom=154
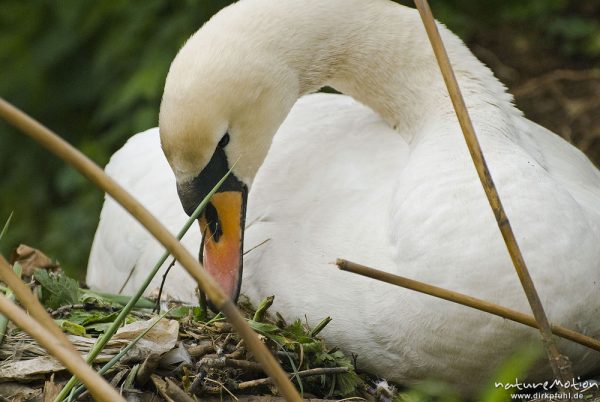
left=43, top=374, right=60, bottom=402
left=10, top=245, right=59, bottom=276
left=113, top=317, right=179, bottom=361
left=0, top=355, right=64, bottom=382
left=0, top=382, right=42, bottom=402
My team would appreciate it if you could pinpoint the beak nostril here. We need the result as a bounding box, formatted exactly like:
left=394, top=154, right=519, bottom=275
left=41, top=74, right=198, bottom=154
left=205, top=202, right=223, bottom=242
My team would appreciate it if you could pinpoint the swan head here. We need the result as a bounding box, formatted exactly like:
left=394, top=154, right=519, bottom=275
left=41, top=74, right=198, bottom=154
left=159, top=17, right=298, bottom=305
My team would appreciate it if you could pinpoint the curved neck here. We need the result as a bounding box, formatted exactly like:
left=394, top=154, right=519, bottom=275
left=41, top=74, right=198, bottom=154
left=217, top=0, right=516, bottom=137
left=162, top=0, right=519, bottom=184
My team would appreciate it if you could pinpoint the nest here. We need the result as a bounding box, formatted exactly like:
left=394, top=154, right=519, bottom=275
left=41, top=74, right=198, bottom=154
left=0, top=293, right=372, bottom=402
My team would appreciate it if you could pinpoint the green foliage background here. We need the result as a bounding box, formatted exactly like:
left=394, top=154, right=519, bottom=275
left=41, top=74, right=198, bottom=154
left=0, top=0, right=598, bottom=278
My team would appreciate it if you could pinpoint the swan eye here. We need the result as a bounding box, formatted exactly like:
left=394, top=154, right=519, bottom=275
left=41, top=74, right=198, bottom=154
left=218, top=133, right=230, bottom=148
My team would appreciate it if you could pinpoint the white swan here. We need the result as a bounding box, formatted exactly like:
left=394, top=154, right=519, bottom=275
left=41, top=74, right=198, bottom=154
left=87, top=0, right=600, bottom=394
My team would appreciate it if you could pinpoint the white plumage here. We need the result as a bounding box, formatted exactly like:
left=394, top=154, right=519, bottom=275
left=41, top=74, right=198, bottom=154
left=87, top=0, right=600, bottom=394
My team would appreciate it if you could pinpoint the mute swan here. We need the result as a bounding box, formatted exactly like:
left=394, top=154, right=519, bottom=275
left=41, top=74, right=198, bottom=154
left=87, top=0, right=600, bottom=394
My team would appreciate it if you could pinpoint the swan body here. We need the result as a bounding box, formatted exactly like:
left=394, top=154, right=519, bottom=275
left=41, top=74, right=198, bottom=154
left=87, top=0, right=600, bottom=393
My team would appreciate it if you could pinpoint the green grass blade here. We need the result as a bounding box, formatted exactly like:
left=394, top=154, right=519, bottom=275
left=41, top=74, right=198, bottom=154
left=55, top=165, right=236, bottom=402
left=0, top=212, right=14, bottom=242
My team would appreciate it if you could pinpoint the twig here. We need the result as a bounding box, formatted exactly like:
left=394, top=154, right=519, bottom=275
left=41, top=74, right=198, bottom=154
left=236, top=367, right=350, bottom=390
left=199, top=356, right=264, bottom=373
left=204, top=377, right=239, bottom=400
left=335, top=259, right=600, bottom=353
left=198, top=225, right=209, bottom=320
left=0, top=98, right=300, bottom=401
left=243, top=238, right=271, bottom=256
left=165, top=377, right=197, bottom=402
left=154, top=257, right=177, bottom=313
left=413, top=0, right=574, bottom=389
left=188, top=341, right=215, bottom=358
left=151, top=375, right=196, bottom=402
left=226, top=347, right=246, bottom=360
left=117, top=264, right=137, bottom=295
left=138, top=354, right=163, bottom=388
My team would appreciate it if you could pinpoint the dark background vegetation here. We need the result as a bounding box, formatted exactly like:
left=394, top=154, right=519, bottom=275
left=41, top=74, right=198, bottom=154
left=1, top=0, right=599, bottom=278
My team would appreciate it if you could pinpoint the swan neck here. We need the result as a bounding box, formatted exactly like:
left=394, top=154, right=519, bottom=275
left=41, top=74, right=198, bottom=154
left=268, top=1, right=513, bottom=133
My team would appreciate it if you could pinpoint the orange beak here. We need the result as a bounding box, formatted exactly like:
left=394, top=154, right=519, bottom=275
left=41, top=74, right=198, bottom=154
left=199, top=191, right=246, bottom=302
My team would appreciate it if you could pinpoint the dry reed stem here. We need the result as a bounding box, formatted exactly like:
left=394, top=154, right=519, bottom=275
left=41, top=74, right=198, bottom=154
left=336, top=259, right=600, bottom=353
left=0, top=256, right=75, bottom=352
left=0, top=290, right=125, bottom=401
left=0, top=97, right=302, bottom=402
left=0, top=256, right=126, bottom=400
left=413, top=0, right=574, bottom=387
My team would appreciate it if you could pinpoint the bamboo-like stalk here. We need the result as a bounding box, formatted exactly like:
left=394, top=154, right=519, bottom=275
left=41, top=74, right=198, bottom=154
left=0, top=288, right=126, bottom=401
left=0, top=97, right=302, bottom=402
left=412, top=0, right=574, bottom=386
left=0, top=261, right=20, bottom=346
left=336, top=259, right=600, bottom=352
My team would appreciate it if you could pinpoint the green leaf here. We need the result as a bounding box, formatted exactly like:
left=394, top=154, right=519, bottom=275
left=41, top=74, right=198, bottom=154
left=33, top=270, right=79, bottom=309
left=66, top=309, right=119, bottom=326
left=247, top=319, right=291, bottom=346
left=167, top=306, right=204, bottom=320
left=79, top=290, right=154, bottom=309
left=478, top=344, right=543, bottom=402
left=55, top=319, right=87, bottom=337
left=65, top=309, right=136, bottom=334
left=398, top=380, right=462, bottom=402
left=313, top=349, right=363, bottom=397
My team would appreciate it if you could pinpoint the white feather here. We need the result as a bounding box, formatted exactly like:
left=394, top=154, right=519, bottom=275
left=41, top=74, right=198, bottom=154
left=88, top=0, right=600, bottom=394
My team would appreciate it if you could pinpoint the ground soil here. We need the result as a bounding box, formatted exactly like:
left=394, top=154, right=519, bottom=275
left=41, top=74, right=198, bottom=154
left=468, top=25, right=600, bottom=167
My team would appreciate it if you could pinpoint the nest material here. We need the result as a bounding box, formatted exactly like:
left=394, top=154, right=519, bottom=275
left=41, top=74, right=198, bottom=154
left=0, top=295, right=367, bottom=402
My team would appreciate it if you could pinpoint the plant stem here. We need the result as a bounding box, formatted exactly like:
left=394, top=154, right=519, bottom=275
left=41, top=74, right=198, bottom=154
left=413, top=0, right=573, bottom=390
left=0, top=262, right=21, bottom=346
left=253, top=295, right=275, bottom=322
left=310, top=316, right=332, bottom=338
left=336, top=259, right=600, bottom=353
